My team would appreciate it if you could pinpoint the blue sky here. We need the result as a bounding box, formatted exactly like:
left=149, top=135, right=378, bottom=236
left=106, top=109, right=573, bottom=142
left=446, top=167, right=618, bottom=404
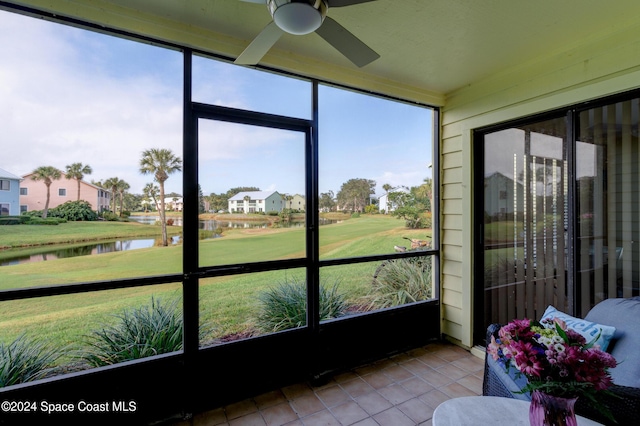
left=1, top=9, right=432, bottom=199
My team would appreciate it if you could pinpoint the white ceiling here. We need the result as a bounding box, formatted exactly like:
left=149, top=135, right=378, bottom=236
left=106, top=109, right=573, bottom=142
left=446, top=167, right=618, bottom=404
left=10, top=0, right=640, bottom=104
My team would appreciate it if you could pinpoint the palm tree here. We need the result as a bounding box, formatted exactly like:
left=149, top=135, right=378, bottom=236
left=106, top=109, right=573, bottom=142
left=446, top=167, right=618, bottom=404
left=382, top=183, right=393, bottom=212
left=65, top=162, right=92, bottom=201
left=103, top=177, right=120, bottom=214
left=143, top=183, right=160, bottom=212
left=139, top=148, right=182, bottom=246
left=117, top=179, right=130, bottom=217
left=30, top=166, right=62, bottom=218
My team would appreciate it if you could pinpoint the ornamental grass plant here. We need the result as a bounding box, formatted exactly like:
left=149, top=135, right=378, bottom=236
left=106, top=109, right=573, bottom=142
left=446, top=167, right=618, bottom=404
left=79, top=297, right=184, bottom=367
left=255, top=278, right=349, bottom=333
left=368, top=257, right=433, bottom=309
left=0, top=334, right=61, bottom=387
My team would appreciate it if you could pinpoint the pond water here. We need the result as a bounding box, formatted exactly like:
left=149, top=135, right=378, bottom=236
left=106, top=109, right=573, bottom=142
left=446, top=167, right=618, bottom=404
left=0, top=216, right=338, bottom=267
left=0, top=236, right=181, bottom=267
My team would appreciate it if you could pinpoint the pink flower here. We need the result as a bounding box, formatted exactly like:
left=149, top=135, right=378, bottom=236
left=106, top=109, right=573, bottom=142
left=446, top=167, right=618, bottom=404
left=489, top=317, right=617, bottom=399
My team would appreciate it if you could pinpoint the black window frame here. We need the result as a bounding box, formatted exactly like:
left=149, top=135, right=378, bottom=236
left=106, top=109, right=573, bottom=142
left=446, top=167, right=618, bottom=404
left=0, top=5, right=441, bottom=423
left=473, top=88, right=640, bottom=346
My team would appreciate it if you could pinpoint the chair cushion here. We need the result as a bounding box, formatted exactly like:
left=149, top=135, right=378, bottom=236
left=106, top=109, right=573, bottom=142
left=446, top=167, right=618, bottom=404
left=541, top=305, right=616, bottom=351
left=584, top=297, right=640, bottom=388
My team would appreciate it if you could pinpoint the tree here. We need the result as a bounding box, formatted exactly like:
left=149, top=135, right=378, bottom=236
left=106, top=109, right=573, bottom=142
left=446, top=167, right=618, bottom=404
left=143, top=183, right=160, bottom=212
left=198, top=184, right=206, bottom=213
left=65, top=162, right=93, bottom=201
left=30, top=166, right=62, bottom=218
left=226, top=186, right=260, bottom=198
left=336, top=178, right=376, bottom=213
left=139, top=148, right=182, bottom=246
left=413, top=177, right=433, bottom=212
left=319, top=191, right=336, bottom=212
left=382, top=183, right=394, bottom=212
left=103, top=177, right=121, bottom=214
left=117, top=179, right=130, bottom=217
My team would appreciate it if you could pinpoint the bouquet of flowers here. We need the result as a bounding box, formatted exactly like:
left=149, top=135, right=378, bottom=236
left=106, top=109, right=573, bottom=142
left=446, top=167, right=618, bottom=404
left=487, top=317, right=617, bottom=400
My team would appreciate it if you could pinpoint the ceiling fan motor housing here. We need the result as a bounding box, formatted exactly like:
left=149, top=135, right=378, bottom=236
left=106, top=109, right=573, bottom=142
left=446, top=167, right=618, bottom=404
left=267, top=0, right=328, bottom=35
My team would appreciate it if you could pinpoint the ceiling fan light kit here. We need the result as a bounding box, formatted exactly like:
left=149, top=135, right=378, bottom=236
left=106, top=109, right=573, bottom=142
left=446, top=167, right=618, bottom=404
left=268, top=0, right=327, bottom=35
left=236, top=0, right=379, bottom=67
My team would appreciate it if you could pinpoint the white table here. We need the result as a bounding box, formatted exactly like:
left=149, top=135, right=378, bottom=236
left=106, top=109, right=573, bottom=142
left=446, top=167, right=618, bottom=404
left=432, top=396, right=603, bottom=426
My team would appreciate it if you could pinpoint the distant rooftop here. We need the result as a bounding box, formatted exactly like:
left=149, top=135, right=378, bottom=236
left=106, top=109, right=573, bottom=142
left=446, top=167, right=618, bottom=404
left=0, top=167, right=22, bottom=180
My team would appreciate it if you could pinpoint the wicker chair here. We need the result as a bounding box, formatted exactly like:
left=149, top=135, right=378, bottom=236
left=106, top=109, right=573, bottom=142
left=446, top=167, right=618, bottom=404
left=482, top=300, right=640, bottom=426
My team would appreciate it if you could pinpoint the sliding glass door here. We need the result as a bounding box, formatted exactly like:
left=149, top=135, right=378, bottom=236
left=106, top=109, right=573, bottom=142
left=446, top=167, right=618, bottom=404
left=481, top=117, right=568, bottom=327
left=477, top=93, right=640, bottom=342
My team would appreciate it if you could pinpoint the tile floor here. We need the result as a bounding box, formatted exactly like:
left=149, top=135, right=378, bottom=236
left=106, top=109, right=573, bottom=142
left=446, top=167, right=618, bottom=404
left=171, top=341, right=485, bottom=426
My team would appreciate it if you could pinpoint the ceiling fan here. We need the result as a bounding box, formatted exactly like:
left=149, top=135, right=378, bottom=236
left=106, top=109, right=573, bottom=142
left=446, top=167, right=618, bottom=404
left=235, top=0, right=379, bottom=68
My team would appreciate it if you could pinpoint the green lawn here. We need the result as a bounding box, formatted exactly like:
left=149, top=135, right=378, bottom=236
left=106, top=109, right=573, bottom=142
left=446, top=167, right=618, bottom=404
left=0, top=215, right=432, bottom=361
left=0, top=220, right=180, bottom=249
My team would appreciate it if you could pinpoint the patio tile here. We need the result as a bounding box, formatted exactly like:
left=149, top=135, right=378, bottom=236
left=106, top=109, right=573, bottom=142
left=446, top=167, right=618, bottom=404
left=255, top=390, right=288, bottom=410
left=354, top=391, right=393, bottom=416
left=299, top=410, right=341, bottom=426
left=164, top=341, right=484, bottom=426
left=418, top=389, right=450, bottom=410
left=260, top=402, right=298, bottom=426
left=381, top=364, right=414, bottom=382
left=397, top=398, right=433, bottom=424
left=399, top=376, right=435, bottom=397
left=226, top=399, right=258, bottom=420
left=340, top=377, right=375, bottom=398
left=350, top=419, right=379, bottom=426
left=330, top=401, right=369, bottom=425
left=315, top=385, right=352, bottom=408
left=435, top=363, right=469, bottom=380
left=420, top=368, right=453, bottom=388
left=401, top=358, right=433, bottom=376
left=228, top=411, right=266, bottom=426
left=376, top=383, right=413, bottom=405
left=417, top=353, right=448, bottom=369
left=440, top=381, right=478, bottom=398
left=360, top=371, right=394, bottom=389
left=372, top=407, right=415, bottom=426
left=193, top=407, right=227, bottom=426
left=289, top=394, right=325, bottom=417
left=282, top=383, right=313, bottom=400
left=456, top=373, right=483, bottom=395
left=452, top=355, right=484, bottom=373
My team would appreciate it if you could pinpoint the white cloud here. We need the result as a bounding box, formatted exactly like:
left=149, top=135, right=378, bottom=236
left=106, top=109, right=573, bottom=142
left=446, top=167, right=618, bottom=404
left=0, top=11, right=183, bottom=194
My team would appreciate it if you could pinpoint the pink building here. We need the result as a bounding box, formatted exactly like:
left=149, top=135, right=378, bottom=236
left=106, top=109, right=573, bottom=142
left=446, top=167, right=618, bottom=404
left=20, top=171, right=111, bottom=213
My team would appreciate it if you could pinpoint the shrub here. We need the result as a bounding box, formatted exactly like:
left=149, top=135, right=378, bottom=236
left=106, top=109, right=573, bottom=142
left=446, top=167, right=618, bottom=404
left=79, top=297, right=184, bottom=367
left=369, top=257, right=433, bottom=309
left=49, top=200, right=98, bottom=221
left=100, top=211, right=119, bottom=221
left=255, top=278, right=349, bottom=333
left=24, top=217, right=63, bottom=225
left=0, top=216, right=22, bottom=225
left=166, top=218, right=174, bottom=226
left=0, top=334, right=61, bottom=387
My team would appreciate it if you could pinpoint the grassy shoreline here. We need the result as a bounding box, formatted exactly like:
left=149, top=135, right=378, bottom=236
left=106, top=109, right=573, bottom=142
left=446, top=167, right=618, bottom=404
left=0, top=221, right=181, bottom=250
left=0, top=215, right=432, bottom=364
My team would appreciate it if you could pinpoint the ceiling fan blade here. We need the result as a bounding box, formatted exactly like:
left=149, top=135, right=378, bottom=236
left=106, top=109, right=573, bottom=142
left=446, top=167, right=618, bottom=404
left=329, top=0, right=377, bottom=7
left=315, top=16, right=379, bottom=67
left=235, top=21, right=284, bottom=65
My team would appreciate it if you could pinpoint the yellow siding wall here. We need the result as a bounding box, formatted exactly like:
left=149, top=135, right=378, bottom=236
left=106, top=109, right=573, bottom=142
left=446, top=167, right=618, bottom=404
left=440, top=22, right=640, bottom=348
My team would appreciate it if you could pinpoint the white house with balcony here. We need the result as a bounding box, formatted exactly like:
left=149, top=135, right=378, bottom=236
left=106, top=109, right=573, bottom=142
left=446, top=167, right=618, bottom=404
left=228, top=191, right=283, bottom=213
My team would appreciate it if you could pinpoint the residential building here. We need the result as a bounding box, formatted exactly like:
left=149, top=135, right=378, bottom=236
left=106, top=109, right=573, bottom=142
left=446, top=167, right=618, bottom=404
left=0, top=167, right=22, bottom=215
left=284, top=193, right=305, bottom=211
left=228, top=190, right=284, bottom=213
left=20, top=171, right=110, bottom=213
left=164, top=197, right=183, bottom=212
